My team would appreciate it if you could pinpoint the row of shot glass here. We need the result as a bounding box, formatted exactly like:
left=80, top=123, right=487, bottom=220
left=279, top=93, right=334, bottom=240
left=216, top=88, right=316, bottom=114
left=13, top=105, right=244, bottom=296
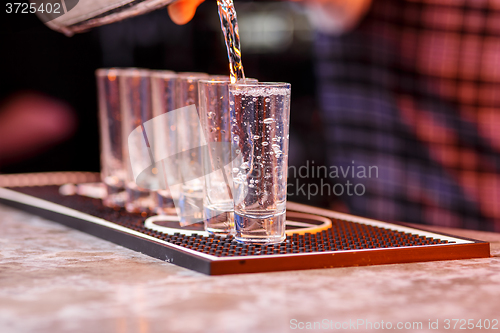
left=96, top=68, right=291, bottom=244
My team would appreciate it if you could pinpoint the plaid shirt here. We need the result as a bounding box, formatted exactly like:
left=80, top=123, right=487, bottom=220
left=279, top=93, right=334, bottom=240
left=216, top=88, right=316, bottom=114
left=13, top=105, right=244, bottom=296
left=315, top=0, right=500, bottom=231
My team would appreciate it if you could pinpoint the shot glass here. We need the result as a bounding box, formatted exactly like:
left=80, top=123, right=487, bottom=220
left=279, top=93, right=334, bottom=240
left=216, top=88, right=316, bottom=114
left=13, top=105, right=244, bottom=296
left=175, top=73, right=209, bottom=225
left=199, top=78, right=234, bottom=234
left=150, top=70, right=178, bottom=215
left=120, top=68, right=157, bottom=213
left=96, top=68, right=127, bottom=208
left=229, top=82, right=291, bottom=244
left=199, top=77, right=258, bottom=234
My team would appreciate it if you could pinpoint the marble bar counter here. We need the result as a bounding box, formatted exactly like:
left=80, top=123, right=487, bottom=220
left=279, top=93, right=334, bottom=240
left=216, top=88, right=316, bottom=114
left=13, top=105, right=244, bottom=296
left=1, top=203, right=500, bottom=333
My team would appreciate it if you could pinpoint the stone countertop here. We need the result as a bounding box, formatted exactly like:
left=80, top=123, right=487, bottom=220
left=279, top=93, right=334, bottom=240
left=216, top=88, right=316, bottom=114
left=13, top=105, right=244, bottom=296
left=1, top=204, right=500, bottom=333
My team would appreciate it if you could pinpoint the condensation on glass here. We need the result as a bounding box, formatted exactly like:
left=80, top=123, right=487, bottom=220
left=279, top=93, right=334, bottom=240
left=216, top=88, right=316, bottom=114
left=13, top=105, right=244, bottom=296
left=229, top=82, right=291, bottom=244
left=199, top=77, right=234, bottom=234
left=198, top=76, right=258, bottom=234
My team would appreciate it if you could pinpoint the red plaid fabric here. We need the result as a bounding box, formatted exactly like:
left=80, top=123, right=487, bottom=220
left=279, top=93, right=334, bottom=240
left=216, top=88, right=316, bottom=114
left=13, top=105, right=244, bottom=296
left=315, top=0, right=500, bottom=231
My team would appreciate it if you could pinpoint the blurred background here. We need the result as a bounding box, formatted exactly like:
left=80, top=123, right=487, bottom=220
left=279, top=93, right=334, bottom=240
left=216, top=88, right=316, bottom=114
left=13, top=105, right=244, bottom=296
left=0, top=0, right=327, bottom=204
left=1, top=0, right=500, bottom=232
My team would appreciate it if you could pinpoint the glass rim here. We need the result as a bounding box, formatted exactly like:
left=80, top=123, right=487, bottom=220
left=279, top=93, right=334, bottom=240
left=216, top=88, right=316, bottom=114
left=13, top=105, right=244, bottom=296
left=229, top=81, right=290, bottom=88
left=177, top=72, right=209, bottom=79
left=95, top=68, right=115, bottom=76
left=95, top=67, right=136, bottom=77
left=198, top=77, right=259, bottom=85
left=119, top=68, right=151, bottom=78
left=150, top=70, right=177, bottom=79
left=95, top=67, right=149, bottom=76
left=208, top=75, right=230, bottom=80
left=198, top=79, right=230, bottom=85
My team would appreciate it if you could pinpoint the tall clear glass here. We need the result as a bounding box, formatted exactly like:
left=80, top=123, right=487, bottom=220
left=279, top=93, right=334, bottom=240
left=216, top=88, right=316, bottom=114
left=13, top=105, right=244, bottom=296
left=199, top=78, right=234, bottom=234
left=120, top=68, right=156, bottom=213
left=175, top=73, right=209, bottom=225
left=150, top=70, right=178, bottom=215
left=199, top=77, right=258, bottom=234
left=229, top=82, right=291, bottom=244
left=96, top=68, right=127, bottom=208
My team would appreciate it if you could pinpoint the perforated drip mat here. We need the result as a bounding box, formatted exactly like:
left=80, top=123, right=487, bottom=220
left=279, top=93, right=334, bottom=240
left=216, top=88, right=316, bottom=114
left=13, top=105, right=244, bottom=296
left=0, top=184, right=490, bottom=275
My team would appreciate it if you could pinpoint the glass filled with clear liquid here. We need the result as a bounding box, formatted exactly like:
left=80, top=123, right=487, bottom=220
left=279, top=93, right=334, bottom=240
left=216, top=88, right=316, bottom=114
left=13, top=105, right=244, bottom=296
left=199, top=78, right=234, bottom=234
left=229, top=82, right=291, bottom=244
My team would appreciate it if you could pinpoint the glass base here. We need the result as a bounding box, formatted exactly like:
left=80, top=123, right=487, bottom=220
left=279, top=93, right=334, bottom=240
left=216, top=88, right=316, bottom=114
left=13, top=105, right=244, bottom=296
left=125, top=186, right=153, bottom=213
left=234, top=211, right=286, bottom=245
left=154, top=190, right=177, bottom=215
left=103, top=183, right=126, bottom=208
left=178, top=189, right=203, bottom=226
left=204, top=206, right=234, bottom=235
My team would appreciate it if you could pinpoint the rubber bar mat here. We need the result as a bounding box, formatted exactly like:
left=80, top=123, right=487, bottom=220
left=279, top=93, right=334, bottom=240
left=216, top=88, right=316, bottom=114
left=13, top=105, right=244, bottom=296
left=0, top=185, right=490, bottom=275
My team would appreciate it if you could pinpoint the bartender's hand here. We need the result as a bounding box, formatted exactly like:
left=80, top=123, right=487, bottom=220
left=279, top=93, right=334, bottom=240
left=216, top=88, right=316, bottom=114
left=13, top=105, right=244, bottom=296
left=168, top=0, right=205, bottom=25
